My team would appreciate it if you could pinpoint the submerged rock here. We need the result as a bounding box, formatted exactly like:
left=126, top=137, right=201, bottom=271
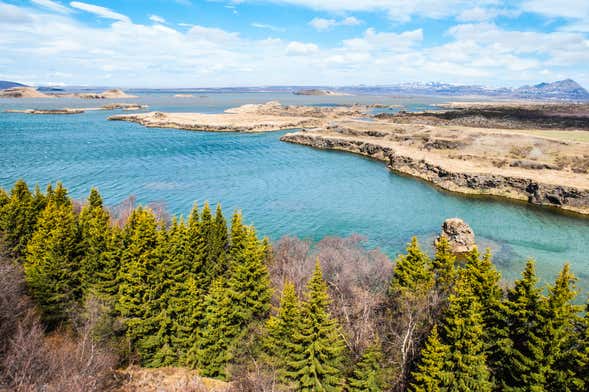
left=437, top=218, right=476, bottom=253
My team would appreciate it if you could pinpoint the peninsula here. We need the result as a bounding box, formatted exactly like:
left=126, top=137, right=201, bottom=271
left=282, top=102, right=589, bottom=215
left=108, top=101, right=367, bottom=132
left=104, top=99, right=589, bottom=214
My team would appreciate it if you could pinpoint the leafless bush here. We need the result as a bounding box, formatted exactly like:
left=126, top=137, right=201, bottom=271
left=271, top=235, right=393, bottom=356
left=109, top=195, right=137, bottom=228
left=0, top=260, right=31, bottom=356
left=0, top=260, right=118, bottom=392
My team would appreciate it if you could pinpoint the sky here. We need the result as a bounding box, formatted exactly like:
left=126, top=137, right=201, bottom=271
left=0, top=0, right=588, bottom=88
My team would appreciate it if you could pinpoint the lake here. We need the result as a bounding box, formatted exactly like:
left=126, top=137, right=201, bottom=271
left=1, top=92, right=588, bottom=290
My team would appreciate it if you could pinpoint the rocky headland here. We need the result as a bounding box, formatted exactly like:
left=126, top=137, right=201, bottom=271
left=108, top=101, right=368, bottom=133
left=281, top=102, right=589, bottom=215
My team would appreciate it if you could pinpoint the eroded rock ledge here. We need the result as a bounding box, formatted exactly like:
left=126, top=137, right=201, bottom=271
left=280, top=132, right=589, bottom=215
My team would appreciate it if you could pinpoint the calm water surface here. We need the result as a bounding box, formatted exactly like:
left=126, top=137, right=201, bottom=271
left=1, top=93, right=588, bottom=290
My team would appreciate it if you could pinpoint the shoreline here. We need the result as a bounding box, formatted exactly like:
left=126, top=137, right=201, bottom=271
left=280, top=131, right=589, bottom=216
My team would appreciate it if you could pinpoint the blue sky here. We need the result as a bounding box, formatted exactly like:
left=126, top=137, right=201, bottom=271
left=0, top=0, right=588, bottom=87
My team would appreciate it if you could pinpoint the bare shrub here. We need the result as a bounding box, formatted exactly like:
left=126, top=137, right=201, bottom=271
left=0, top=260, right=118, bottom=392
left=270, top=235, right=393, bottom=357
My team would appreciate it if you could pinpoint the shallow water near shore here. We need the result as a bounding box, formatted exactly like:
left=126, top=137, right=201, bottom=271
left=1, top=92, right=588, bottom=291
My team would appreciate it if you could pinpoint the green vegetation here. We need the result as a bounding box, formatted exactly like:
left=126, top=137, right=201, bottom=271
left=0, top=179, right=588, bottom=391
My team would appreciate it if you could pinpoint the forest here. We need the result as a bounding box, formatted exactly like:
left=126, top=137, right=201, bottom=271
left=0, top=179, right=587, bottom=391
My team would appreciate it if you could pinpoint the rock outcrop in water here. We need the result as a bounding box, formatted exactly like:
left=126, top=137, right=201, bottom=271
left=437, top=218, right=476, bottom=253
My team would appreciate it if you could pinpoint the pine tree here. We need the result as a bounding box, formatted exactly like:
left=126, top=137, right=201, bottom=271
left=410, top=325, right=450, bottom=392
left=78, top=188, right=112, bottom=294
left=194, top=277, right=242, bottom=379
left=0, top=180, right=39, bottom=259
left=198, top=203, right=228, bottom=286
left=227, top=224, right=272, bottom=322
left=544, top=264, right=583, bottom=391
left=291, top=261, right=345, bottom=392
left=347, top=339, right=387, bottom=392
left=432, top=235, right=457, bottom=295
left=441, top=274, right=493, bottom=392
left=496, top=260, right=548, bottom=391
left=389, top=237, right=434, bottom=297
left=462, top=247, right=502, bottom=314
left=24, top=189, right=82, bottom=326
left=115, top=207, right=161, bottom=360
left=462, top=246, right=505, bottom=368
left=265, top=281, right=303, bottom=385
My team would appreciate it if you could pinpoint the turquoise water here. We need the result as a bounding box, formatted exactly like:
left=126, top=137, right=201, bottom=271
left=1, top=93, right=588, bottom=291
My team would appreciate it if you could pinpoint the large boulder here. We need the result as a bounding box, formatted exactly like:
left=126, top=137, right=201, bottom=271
left=437, top=218, right=476, bottom=253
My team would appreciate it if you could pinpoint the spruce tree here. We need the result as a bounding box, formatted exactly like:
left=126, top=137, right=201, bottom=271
left=410, top=325, right=450, bottom=392
left=227, top=224, right=272, bottom=322
left=194, top=277, right=242, bottom=379
left=115, top=207, right=161, bottom=358
left=24, top=189, right=81, bottom=326
left=389, top=237, right=434, bottom=297
left=432, top=235, right=457, bottom=295
left=347, top=339, right=387, bottom=392
left=78, top=188, right=112, bottom=294
left=441, top=274, right=493, bottom=392
left=291, top=261, right=345, bottom=392
left=0, top=180, right=38, bottom=259
left=496, top=260, right=548, bottom=391
left=544, top=264, right=583, bottom=391
left=265, top=281, right=303, bottom=385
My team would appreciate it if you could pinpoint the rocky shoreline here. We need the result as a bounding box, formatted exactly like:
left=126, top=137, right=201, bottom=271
left=281, top=131, right=589, bottom=215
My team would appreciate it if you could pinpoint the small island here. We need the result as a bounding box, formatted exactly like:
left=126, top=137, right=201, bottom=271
left=293, top=88, right=350, bottom=96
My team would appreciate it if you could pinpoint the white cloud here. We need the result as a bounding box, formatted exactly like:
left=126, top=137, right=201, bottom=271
left=343, top=28, right=423, bottom=51
left=341, top=16, right=361, bottom=26
left=286, top=41, right=319, bottom=54
left=149, top=14, right=166, bottom=24
left=457, top=7, right=519, bottom=22
left=521, top=0, right=589, bottom=19
left=309, top=17, right=336, bottom=31
left=31, top=0, right=70, bottom=13
left=309, top=16, right=362, bottom=31
left=0, top=2, right=34, bottom=23
left=251, top=22, right=286, bottom=32
left=0, top=2, right=587, bottom=88
left=69, top=1, right=130, bottom=22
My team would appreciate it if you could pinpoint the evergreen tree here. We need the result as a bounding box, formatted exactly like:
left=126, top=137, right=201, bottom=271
left=227, top=224, right=272, bottom=322
left=78, top=188, right=112, bottom=294
left=24, top=189, right=81, bottom=326
left=462, top=247, right=502, bottom=314
left=0, top=180, right=39, bottom=259
left=432, top=235, right=457, bottom=295
left=291, top=261, right=345, bottom=392
left=389, top=237, right=434, bottom=297
left=544, top=264, right=583, bottom=391
left=198, top=203, right=228, bottom=286
left=496, top=260, right=548, bottom=391
left=410, top=325, right=450, bottom=392
left=194, top=277, right=242, bottom=379
left=115, top=207, right=161, bottom=360
left=441, top=274, right=493, bottom=392
left=347, top=339, right=387, bottom=392
left=265, top=281, right=303, bottom=385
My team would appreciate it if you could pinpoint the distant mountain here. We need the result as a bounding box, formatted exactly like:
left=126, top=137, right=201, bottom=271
left=0, top=81, right=27, bottom=89
left=514, top=79, right=589, bottom=100
left=336, top=79, right=589, bottom=101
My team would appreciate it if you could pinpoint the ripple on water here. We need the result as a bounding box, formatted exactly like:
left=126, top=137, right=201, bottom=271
left=1, top=93, right=589, bottom=292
